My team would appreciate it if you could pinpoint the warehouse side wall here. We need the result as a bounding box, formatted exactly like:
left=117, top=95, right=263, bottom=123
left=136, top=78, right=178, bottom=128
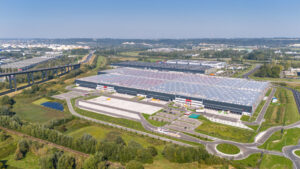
left=75, top=79, right=253, bottom=114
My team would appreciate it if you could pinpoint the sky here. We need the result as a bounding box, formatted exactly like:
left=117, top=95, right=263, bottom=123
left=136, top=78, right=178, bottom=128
left=0, top=0, right=300, bottom=39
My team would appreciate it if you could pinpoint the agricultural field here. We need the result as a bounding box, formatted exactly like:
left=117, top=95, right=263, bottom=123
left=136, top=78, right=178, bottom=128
left=260, top=87, right=300, bottom=131
left=195, top=116, right=256, bottom=143
left=119, top=51, right=141, bottom=57
left=259, top=128, right=300, bottom=151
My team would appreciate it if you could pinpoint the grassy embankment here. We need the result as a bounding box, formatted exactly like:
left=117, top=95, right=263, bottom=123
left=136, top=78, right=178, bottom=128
left=260, top=87, right=300, bottom=131
left=195, top=116, right=256, bottom=143
left=259, top=128, right=300, bottom=151
left=234, top=153, right=293, bottom=169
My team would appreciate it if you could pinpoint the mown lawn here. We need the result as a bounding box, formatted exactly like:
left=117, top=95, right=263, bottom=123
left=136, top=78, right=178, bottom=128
left=259, top=128, right=300, bottom=151
left=216, top=144, right=240, bottom=155
left=260, top=87, right=300, bottom=131
left=295, top=150, right=300, bottom=157
left=195, top=116, right=256, bottom=143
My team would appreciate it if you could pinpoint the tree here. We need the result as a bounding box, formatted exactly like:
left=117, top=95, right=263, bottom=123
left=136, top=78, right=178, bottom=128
left=14, top=139, right=29, bottom=160
left=83, top=152, right=106, bottom=169
left=40, top=155, right=56, bottom=169
left=146, top=146, right=158, bottom=157
left=135, top=149, right=153, bottom=164
left=57, top=154, right=76, bottom=169
left=1, top=96, right=15, bottom=107
left=126, top=160, right=144, bottom=169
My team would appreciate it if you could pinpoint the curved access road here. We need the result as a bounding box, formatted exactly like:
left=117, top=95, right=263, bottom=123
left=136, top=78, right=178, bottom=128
left=62, top=86, right=300, bottom=168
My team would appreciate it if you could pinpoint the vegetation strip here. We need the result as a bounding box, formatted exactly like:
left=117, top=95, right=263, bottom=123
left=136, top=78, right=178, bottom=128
left=0, top=126, right=89, bottom=157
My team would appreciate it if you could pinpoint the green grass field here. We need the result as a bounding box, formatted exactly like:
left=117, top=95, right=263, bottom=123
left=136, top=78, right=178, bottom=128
left=2, top=152, right=40, bottom=169
left=66, top=122, right=166, bottom=152
left=295, top=150, right=300, bottom=157
left=195, top=116, right=256, bottom=142
left=32, top=98, right=51, bottom=105
left=119, top=51, right=141, bottom=57
left=259, top=128, right=300, bottom=151
left=216, top=143, right=240, bottom=155
left=259, top=154, right=293, bottom=169
left=0, top=137, right=17, bottom=159
left=12, top=97, right=71, bottom=123
left=250, top=75, right=300, bottom=83
left=61, top=120, right=222, bottom=169
left=260, top=87, right=300, bottom=131
left=233, top=153, right=261, bottom=168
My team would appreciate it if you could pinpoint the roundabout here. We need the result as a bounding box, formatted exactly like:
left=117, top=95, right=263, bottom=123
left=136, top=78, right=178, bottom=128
left=293, top=149, right=300, bottom=158
left=216, top=143, right=241, bottom=155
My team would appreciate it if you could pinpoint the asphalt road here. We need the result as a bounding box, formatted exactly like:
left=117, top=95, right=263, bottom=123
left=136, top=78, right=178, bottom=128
left=243, top=88, right=276, bottom=126
left=242, top=64, right=261, bottom=79
left=283, top=144, right=300, bottom=169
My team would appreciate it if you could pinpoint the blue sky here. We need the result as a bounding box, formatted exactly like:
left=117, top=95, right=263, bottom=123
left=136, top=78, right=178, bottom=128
left=0, top=0, right=299, bottom=38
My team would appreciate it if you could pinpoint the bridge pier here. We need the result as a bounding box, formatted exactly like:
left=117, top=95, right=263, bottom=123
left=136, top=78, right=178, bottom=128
left=31, top=73, right=34, bottom=84
left=8, top=75, right=12, bottom=90
left=45, top=71, right=48, bottom=79
left=13, top=76, right=17, bottom=91
left=27, top=73, right=31, bottom=85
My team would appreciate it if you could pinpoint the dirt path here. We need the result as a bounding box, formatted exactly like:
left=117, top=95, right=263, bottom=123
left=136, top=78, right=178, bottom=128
left=0, top=126, right=89, bottom=158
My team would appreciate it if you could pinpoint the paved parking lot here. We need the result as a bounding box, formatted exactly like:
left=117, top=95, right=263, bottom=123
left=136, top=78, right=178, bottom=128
left=88, top=96, right=162, bottom=115
left=53, top=91, right=86, bottom=100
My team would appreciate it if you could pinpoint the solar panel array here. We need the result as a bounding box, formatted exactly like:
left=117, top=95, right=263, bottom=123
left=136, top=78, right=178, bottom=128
left=79, top=68, right=269, bottom=107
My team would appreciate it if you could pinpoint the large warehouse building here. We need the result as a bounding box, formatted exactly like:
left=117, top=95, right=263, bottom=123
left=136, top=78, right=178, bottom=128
left=111, top=61, right=217, bottom=74
left=75, top=67, right=269, bottom=114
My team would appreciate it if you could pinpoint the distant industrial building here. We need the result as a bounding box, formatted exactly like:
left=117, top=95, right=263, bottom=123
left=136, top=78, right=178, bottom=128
left=76, top=67, right=269, bottom=114
left=166, top=60, right=226, bottom=69
left=111, top=61, right=217, bottom=74
left=0, top=54, right=62, bottom=71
